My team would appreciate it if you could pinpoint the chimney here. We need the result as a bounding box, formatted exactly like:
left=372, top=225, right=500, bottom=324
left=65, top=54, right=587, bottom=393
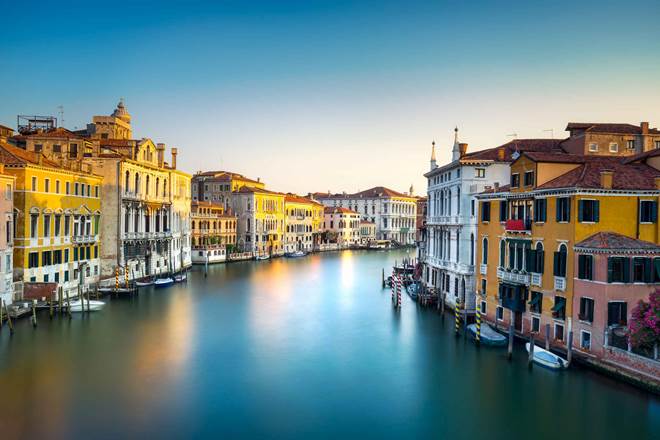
left=156, top=143, right=165, bottom=167
left=459, top=143, right=468, bottom=158
left=600, top=170, right=613, bottom=189
left=494, top=182, right=499, bottom=190
left=641, top=122, right=649, bottom=135
left=37, top=151, right=43, bottom=165
left=171, top=147, right=178, bottom=169
left=497, top=148, right=505, bottom=161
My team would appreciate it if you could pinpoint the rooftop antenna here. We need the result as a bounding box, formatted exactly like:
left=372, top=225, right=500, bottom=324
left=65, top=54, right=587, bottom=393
left=506, top=132, right=518, bottom=139
left=57, top=105, right=64, bottom=128
left=543, top=129, right=554, bottom=139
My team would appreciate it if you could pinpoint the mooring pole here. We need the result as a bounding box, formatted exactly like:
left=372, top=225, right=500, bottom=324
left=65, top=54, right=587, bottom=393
left=475, top=307, right=481, bottom=345
left=3, top=300, right=14, bottom=334
left=381, top=268, right=385, bottom=288
left=454, top=300, right=461, bottom=336
left=507, top=311, right=515, bottom=360
left=528, top=332, right=535, bottom=368
left=567, top=331, right=573, bottom=367
left=31, top=299, right=37, bottom=327
left=545, top=323, right=550, bottom=350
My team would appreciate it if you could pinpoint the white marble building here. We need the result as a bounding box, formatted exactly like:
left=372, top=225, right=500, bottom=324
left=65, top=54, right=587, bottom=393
left=423, top=130, right=510, bottom=314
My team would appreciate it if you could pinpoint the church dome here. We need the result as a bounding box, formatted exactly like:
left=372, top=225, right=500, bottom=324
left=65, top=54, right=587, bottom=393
left=112, top=98, right=131, bottom=123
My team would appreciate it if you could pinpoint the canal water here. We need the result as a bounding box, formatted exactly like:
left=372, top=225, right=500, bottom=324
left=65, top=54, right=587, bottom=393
left=0, top=250, right=658, bottom=439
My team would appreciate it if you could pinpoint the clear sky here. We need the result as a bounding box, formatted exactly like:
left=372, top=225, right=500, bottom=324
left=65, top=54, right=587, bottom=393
left=1, top=0, right=659, bottom=195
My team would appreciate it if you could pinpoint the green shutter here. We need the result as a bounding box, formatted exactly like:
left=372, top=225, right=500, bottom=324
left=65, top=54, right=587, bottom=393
left=538, top=250, right=544, bottom=274
left=567, top=198, right=571, bottom=222
left=553, top=251, right=560, bottom=276
left=578, top=200, right=584, bottom=222
left=578, top=255, right=585, bottom=279
left=607, top=257, right=614, bottom=283
left=556, top=199, right=561, bottom=222
left=541, top=199, right=547, bottom=222
left=644, top=258, right=653, bottom=283
left=653, top=201, right=658, bottom=223
left=594, top=201, right=600, bottom=222
left=526, top=249, right=536, bottom=272
left=622, top=258, right=631, bottom=283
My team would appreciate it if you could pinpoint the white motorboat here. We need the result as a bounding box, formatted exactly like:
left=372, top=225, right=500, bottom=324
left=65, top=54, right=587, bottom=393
left=68, top=299, right=106, bottom=312
left=174, top=273, right=187, bottom=282
left=286, top=251, right=306, bottom=258
left=154, top=277, right=174, bottom=288
left=467, top=323, right=507, bottom=346
left=135, top=278, right=154, bottom=287
left=526, top=343, right=567, bottom=370
left=255, top=255, right=270, bottom=261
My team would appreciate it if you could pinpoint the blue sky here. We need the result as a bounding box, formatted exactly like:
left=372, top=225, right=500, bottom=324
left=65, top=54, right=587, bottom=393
left=1, top=0, right=659, bottom=194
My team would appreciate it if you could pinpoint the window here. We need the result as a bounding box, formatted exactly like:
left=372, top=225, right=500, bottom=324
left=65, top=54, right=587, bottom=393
left=609, top=142, right=618, bottom=153
left=480, top=301, right=486, bottom=314
left=499, top=200, right=508, bottom=222
left=471, top=200, right=475, bottom=216
left=529, top=291, right=543, bottom=314
left=482, top=238, right=488, bottom=264
left=496, top=306, right=503, bottom=321
left=43, top=215, right=50, bottom=237
left=607, top=302, right=627, bottom=326
left=475, top=168, right=485, bottom=178
left=556, top=197, right=570, bottom=222
left=579, top=297, right=594, bottom=322
left=533, top=198, right=546, bottom=222
left=589, top=143, right=598, bottom=152
left=553, top=244, right=568, bottom=277
left=53, top=250, right=62, bottom=264
left=656, top=140, right=660, bottom=150
left=66, top=182, right=70, bottom=195
left=74, top=183, right=79, bottom=195
left=480, top=201, right=491, bottom=222
left=4, top=183, right=10, bottom=200
left=639, top=200, right=657, bottom=223
left=627, top=139, right=635, bottom=150
left=607, top=257, right=630, bottom=283
left=555, top=323, right=565, bottom=341
left=531, top=316, right=540, bottom=333
left=31, top=176, right=37, bottom=191
left=511, top=173, right=520, bottom=188
left=577, top=254, right=593, bottom=280
left=44, top=179, right=50, bottom=193
left=54, top=215, right=61, bottom=237
left=524, top=171, right=534, bottom=186
left=480, top=278, right=487, bottom=295
left=533, top=242, right=544, bottom=274
left=28, top=252, right=39, bottom=268
left=42, top=251, right=52, bottom=266
left=632, top=257, right=652, bottom=283
left=578, top=199, right=599, bottom=222
left=53, top=144, right=61, bottom=153
left=580, top=331, right=591, bottom=350
left=55, top=180, right=60, bottom=194
left=30, top=214, right=38, bottom=238
left=34, top=144, right=42, bottom=152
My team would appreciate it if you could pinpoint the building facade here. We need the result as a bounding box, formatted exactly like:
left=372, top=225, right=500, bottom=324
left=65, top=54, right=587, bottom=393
left=0, top=142, right=102, bottom=299
left=284, top=194, right=321, bottom=253
left=359, top=220, right=376, bottom=245
left=169, top=165, right=193, bottom=272
left=0, top=165, right=15, bottom=305
left=233, top=186, right=285, bottom=255
left=314, top=186, right=417, bottom=245
left=323, top=207, right=360, bottom=247
left=191, top=201, right=236, bottom=264
left=192, top=171, right=265, bottom=211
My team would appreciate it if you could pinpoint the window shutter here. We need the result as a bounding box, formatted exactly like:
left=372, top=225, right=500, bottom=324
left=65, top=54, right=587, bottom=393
left=607, top=257, right=614, bottom=283
left=644, top=258, right=653, bottom=283
left=622, top=258, right=631, bottom=283
left=561, top=252, right=567, bottom=277
left=594, top=201, right=600, bottom=222
left=567, top=198, right=571, bottom=222
left=578, top=255, right=585, bottom=279
left=537, top=250, right=544, bottom=274
left=553, top=251, right=560, bottom=276
left=578, top=200, right=584, bottom=222
left=653, top=201, right=658, bottom=223
left=607, top=302, right=616, bottom=326
left=541, top=200, right=547, bottom=222
left=526, top=249, right=535, bottom=272
left=556, top=199, right=561, bottom=222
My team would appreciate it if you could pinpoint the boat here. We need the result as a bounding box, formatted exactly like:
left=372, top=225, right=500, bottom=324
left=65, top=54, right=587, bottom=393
left=154, top=277, right=174, bottom=288
left=526, top=343, right=567, bottom=370
left=286, top=251, right=306, bottom=258
left=174, top=273, right=187, bottom=282
left=467, top=323, right=508, bottom=346
left=135, top=277, right=154, bottom=287
left=67, top=299, right=106, bottom=312
left=405, top=282, right=419, bottom=301
left=255, top=254, right=270, bottom=261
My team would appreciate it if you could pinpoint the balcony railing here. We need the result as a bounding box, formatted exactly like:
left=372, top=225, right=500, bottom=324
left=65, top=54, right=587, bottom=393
left=505, top=218, right=531, bottom=232
left=531, top=272, right=542, bottom=286
left=554, top=276, right=566, bottom=291
left=497, top=267, right=530, bottom=285
left=480, top=264, right=487, bottom=275
left=72, top=235, right=96, bottom=244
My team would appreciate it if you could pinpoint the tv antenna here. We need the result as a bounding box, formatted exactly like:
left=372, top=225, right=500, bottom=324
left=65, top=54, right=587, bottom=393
left=57, top=105, right=64, bottom=128
left=506, top=132, right=518, bottom=139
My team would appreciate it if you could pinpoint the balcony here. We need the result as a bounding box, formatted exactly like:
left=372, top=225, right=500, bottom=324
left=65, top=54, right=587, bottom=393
left=554, top=276, right=566, bottom=291
left=480, top=264, right=487, bottom=275
left=72, top=235, right=96, bottom=244
left=497, top=267, right=530, bottom=286
left=531, top=272, right=542, bottom=286
left=505, top=218, right=531, bottom=233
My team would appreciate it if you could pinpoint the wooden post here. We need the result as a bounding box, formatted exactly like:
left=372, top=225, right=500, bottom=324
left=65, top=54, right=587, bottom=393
left=528, top=332, right=535, bottom=368
left=3, top=301, right=14, bottom=335
left=0, top=298, right=3, bottom=330
left=58, top=286, right=63, bottom=315
left=567, top=331, right=573, bottom=367
left=475, top=307, right=481, bottom=346
left=31, top=299, right=37, bottom=327
left=381, top=268, right=385, bottom=288
left=545, top=323, right=550, bottom=350
left=66, top=291, right=72, bottom=319
left=49, top=291, right=54, bottom=319
left=507, top=312, right=515, bottom=360
left=454, top=300, right=461, bottom=336
left=441, top=291, right=445, bottom=317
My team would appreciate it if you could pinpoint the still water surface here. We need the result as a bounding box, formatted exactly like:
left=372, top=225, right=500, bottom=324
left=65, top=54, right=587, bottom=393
left=0, top=250, right=658, bottom=439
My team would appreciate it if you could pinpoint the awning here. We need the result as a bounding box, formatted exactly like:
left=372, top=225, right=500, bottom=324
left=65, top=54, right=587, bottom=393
left=551, top=301, right=565, bottom=312
left=528, top=294, right=541, bottom=306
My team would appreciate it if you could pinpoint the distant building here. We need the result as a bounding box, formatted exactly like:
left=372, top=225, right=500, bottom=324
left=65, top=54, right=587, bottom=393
left=232, top=186, right=285, bottom=255
left=313, top=186, right=417, bottom=245
left=192, top=171, right=264, bottom=211
left=191, top=201, right=236, bottom=264
left=284, top=194, right=323, bottom=253
left=323, top=207, right=360, bottom=247
left=359, top=220, right=376, bottom=245
left=0, top=164, right=15, bottom=305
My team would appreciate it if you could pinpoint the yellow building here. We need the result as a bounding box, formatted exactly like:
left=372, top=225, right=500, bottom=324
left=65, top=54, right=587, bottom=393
left=0, top=141, right=103, bottom=298
left=192, top=170, right=265, bottom=210
left=0, top=165, right=16, bottom=305
left=476, top=151, right=660, bottom=347
left=284, top=194, right=322, bottom=252
left=233, top=186, right=285, bottom=255
left=191, top=201, right=237, bottom=264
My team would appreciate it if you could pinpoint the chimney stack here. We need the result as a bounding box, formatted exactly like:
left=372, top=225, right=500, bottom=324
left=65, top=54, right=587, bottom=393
left=171, top=147, right=178, bottom=169
left=156, top=143, right=165, bottom=167
left=600, top=170, right=613, bottom=189
left=459, top=143, right=468, bottom=158
left=494, top=182, right=499, bottom=190
left=641, top=122, right=649, bottom=135
left=497, top=148, right=505, bottom=161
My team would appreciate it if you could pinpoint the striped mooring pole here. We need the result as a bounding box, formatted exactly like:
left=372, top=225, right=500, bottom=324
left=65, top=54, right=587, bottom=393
left=454, top=300, right=461, bottom=335
left=115, top=267, right=119, bottom=290
left=391, top=271, right=395, bottom=304
left=475, top=307, right=482, bottom=345
left=125, top=265, right=129, bottom=286
left=396, top=276, right=402, bottom=308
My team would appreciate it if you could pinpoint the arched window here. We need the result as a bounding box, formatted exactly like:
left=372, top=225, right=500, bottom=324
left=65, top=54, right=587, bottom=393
left=135, top=174, right=140, bottom=194
left=146, top=175, right=150, bottom=196
left=125, top=171, right=130, bottom=193
left=156, top=178, right=159, bottom=197
left=482, top=237, right=488, bottom=264
left=533, top=242, right=544, bottom=273
left=163, top=179, right=167, bottom=197
left=500, top=240, right=506, bottom=267
left=470, top=233, right=474, bottom=265
left=554, top=244, right=568, bottom=277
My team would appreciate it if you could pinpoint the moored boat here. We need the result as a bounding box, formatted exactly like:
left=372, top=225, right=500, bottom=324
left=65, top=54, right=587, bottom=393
left=135, top=277, right=154, bottom=287
left=174, top=273, right=187, bottom=282
left=526, top=343, right=567, bottom=370
left=255, top=254, right=270, bottom=261
left=286, top=251, right=306, bottom=258
left=68, top=299, right=106, bottom=312
left=154, top=277, right=174, bottom=288
left=467, top=323, right=508, bottom=346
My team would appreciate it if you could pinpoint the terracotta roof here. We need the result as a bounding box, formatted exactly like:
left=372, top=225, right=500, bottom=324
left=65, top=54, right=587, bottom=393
left=462, top=139, right=565, bottom=163
left=536, top=156, right=660, bottom=190
left=316, top=186, right=414, bottom=199
left=622, top=148, right=660, bottom=164
left=575, top=232, right=660, bottom=253
left=13, top=127, right=85, bottom=140
left=359, top=220, right=375, bottom=225
left=237, top=185, right=283, bottom=195
left=324, top=206, right=359, bottom=215
left=566, top=122, right=660, bottom=135
left=0, top=141, right=60, bottom=167
left=194, top=170, right=261, bottom=184
left=285, top=194, right=322, bottom=205
left=519, top=151, right=585, bottom=164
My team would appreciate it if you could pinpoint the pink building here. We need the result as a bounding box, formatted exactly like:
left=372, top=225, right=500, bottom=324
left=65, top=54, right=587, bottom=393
left=0, top=164, right=15, bottom=305
left=572, top=232, right=659, bottom=380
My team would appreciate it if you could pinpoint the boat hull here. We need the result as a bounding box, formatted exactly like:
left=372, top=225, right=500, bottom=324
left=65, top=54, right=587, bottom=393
left=154, top=278, right=174, bottom=288
left=68, top=300, right=105, bottom=312
left=467, top=323, right=508, bottom=346
left=526, top=343, right=567, bottom=370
